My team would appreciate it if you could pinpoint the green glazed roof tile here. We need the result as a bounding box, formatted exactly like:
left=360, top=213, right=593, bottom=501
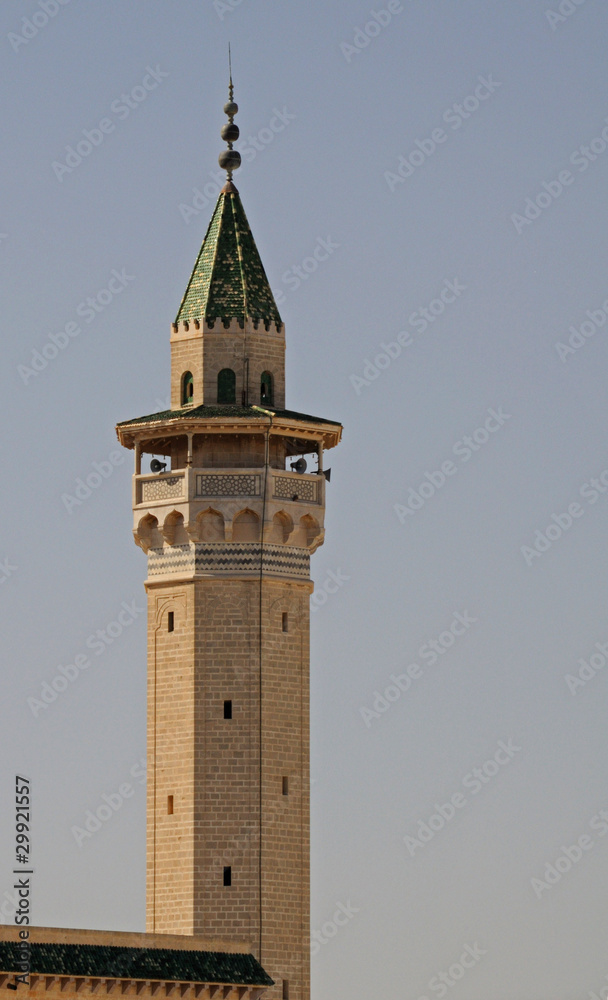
left=117, top=404, right=342, bottom=428
left=0, top=941, right=273, bottom=986
left=175, top=184, right=282, bottom=330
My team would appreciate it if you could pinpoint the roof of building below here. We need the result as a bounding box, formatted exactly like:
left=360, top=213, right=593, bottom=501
left=0, top=942, right=272, bottom=986
left=117, top=404, right=342, bottom=429
left=175, top=182, right=282, bottom=330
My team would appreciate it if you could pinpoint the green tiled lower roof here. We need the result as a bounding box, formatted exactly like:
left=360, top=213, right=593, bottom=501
left=0, top=942, right=272, bottom=986
left=117, top=404, right=342, bottom=428
left=175, top=184, right=282, bottom=330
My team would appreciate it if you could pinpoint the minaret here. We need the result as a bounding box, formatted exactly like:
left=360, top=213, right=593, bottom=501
left=116, top=77, right=342, bottom=1000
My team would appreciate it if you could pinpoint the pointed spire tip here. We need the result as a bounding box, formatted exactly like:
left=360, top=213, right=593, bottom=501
left=219, top=45, right=241, bottom=181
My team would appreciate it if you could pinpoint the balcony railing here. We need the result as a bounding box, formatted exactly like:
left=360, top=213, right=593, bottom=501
left=135, top=468, right=322, bottom=506
left=136, top=471, right=185, bottom=505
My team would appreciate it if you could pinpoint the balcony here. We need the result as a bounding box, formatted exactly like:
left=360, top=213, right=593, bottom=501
left=134, top=468, right=322, bottom=508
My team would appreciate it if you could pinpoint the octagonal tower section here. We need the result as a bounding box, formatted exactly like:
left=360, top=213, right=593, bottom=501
left=116, top=176, right=342, bottom=1000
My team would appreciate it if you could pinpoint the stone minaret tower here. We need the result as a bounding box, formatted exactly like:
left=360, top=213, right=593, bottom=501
left=116, top=78, right=342, bottom=1000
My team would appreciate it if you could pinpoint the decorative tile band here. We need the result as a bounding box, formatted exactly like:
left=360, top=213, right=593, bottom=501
left=196, top=473, right=261, bottom=497
left=140, top=476, right=184, bottom=502
left=148, top=543, right=194, bottom=575
left=147, top=543, right=310, bottom=579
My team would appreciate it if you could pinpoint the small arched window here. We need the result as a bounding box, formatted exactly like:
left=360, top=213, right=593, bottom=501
left=181, top=371, right=194, bottom=406
left=260, top=371, right=273, bottom=405
left=218, top=368, right=236, bottom=404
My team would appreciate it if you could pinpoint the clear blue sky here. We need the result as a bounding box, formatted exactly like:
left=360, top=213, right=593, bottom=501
left=1, top=1, right=608, bottom=998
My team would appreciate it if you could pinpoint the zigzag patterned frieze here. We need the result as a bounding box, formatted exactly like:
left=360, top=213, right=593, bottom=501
left=196, top=543, right=310, bottom=578
left=148, top=543, right=194, bottom=576
left=147, top=542, right=309, bottom=578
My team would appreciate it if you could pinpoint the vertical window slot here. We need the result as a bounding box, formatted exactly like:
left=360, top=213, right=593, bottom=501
left=282, top=612, right=288, bottom=632
left=282, top=776, right=289, bottom=796
left=168, top=611, right=174, bottom=632
left=224, top=700, right=233, bottom=719
left=223, top=866, right=232, bottom=887
left=167, top=795, right=174, bottom=815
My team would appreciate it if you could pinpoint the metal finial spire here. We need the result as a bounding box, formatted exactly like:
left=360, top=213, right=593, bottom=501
left=219, top=44, right=241, bottom=182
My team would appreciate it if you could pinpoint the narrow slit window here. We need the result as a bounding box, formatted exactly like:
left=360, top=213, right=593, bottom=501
left=282, top=776, right=289, bottom=796
left=282, top=612, right=288, bottom=632
left=167, top=795, right=174, bottom=815
left=224, top=699, right=233, bottom=720
left=282, top=981, right=289, bottom=1000
left=223, top=866, right=232, bottom=887
left=167, top=611, right=174, bottom=632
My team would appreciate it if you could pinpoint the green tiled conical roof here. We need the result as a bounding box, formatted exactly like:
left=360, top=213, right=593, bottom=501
left=175, top=182, right=282, bottom=329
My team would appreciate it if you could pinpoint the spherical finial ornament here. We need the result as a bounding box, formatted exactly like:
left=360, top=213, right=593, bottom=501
left=221, top=47, right=241, bottom=179
left=219, top=149, right=241, bottom=172
left=221, top=122, right=240, bottom=143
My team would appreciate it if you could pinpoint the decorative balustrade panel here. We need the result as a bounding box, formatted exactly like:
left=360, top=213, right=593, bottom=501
left=273, top=475, right=318, bottom=503
left=196, top=474, right=261, bottom=497
left=140, top=476, right=184, bottom=502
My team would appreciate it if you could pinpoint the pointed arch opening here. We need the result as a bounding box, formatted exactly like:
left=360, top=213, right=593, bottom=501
left=300, top=514, right=320, bottom=548
left=260, top=371, right=274, bottom=406
left=137, top=513, right=163, bottom=552
left=181, top=371, right=194, bottom=406
left=232, top=508, right=261, bottom=542
left=196, top=508, right=225, bottom=543
left=217, top=368, right=236, bottom=404
left=162, top=510, right=189, bottom=546
left=271, top=510, right=293, bottom=544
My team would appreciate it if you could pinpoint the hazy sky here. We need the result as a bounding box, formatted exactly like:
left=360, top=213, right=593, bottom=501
left=2, top=1, right=608, bottom=998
